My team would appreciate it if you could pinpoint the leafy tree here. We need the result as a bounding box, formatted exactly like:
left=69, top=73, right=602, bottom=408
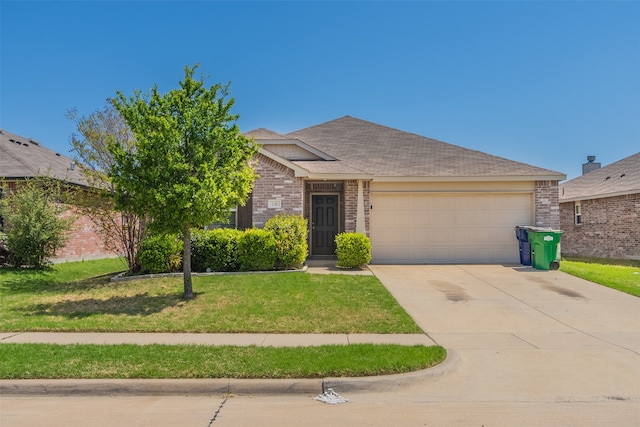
left=67, top=101, right=147, bottom=273
left=0, top=177, right=74, bottom=268
left=110, top=65, right=259, bottom=299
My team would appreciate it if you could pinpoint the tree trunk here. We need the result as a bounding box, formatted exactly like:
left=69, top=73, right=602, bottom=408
left=183, top=225, right=193, bottom=299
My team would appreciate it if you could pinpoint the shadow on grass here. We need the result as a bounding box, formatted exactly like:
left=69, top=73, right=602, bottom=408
left=0, top=270, right=120, bottom=294
left=18, top=293, right=184, bottom=318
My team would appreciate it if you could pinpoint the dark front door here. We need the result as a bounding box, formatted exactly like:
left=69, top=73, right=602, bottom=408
left=312, top=195, right=339, bottom=255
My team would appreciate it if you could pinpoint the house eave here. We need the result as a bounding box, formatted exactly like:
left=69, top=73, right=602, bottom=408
left=373, top=174, right=567, bottom=183
left=559, top=189, right=640, bottom=203
left=257, top=148, right=309, bottom=177
left=306, top=172, right=375, bottom=180
left=256, top=138, right=337, bottom=161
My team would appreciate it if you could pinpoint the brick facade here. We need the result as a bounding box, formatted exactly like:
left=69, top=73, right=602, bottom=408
left=250, top=162, right=561, bottom=259
left=55, top=207, right=113, bottom=261
left=344, top=180, right=371, bottom=235
left=251, top=154, right=304, bottom=228
left=559, top=194, right=640, bottom=260
left=535, top=180, right=561, bottom=229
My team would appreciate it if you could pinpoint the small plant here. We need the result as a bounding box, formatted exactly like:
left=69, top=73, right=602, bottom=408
left=264, top=214, right=308, bottom=269
left=137, top=233, right=183, bottom=274
left=191, top=228, right=242, bottom=272
left=335, top=232, right=371, bottom=268
left=236, top=229, right=277, bottom=271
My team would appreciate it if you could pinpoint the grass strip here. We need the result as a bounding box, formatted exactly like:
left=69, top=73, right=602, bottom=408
left=560, top=259, right=640, bottom=297
left=0, top=343, right=446, bottom=379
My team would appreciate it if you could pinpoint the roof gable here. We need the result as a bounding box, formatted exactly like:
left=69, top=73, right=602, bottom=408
left=559, top=152, right=640, bottom=201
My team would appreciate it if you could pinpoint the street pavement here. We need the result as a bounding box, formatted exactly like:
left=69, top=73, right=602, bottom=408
left=1, top=264, right=639, bottom=426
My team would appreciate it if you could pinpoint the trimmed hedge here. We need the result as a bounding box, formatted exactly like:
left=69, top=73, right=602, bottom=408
left=335, top=232, right=371, bottom=268
left=237, top=229, right=277, bottom=271
left=137, top=233, right=183, bottom=274
left=138, top=218, right=310, bottom=274
left=191, top=228, right=242, bottom=272
left=264, top=214, right=308, bottom=269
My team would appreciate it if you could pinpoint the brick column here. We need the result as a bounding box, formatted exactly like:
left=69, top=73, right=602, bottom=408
left=534, top=180, right=560, bottom=229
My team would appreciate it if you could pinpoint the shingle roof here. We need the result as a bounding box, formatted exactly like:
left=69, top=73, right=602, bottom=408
left=278, top=116, right=565, bottom=180
left=559, top=152, right=640, bottom=202
left=0, top=129, right=88, bottom=186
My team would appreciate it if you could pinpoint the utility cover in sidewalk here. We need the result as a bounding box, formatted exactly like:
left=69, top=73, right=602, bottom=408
left=314, top=388, right=349, bottom=404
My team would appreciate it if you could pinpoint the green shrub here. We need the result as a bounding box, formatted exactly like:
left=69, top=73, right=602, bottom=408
left=264, top=214, right=308, bottom=269
left=0, top=178, right=73, bottom=268
left=335, top=232, right=371, bottom=268
left=191, top=228, right=242, bottom=272
left=137, top=233, right=183, bottom=274
left=237, top=229, right=277, bottom=271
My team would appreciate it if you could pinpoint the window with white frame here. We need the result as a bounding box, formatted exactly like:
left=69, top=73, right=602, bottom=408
left=574, top=202, right=582, bottom=225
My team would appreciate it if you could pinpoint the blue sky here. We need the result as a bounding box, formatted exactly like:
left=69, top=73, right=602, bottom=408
left=1, top=1, right=638, bottom=181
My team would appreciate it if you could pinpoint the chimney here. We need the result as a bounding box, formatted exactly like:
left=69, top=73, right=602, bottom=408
left=582, top=155, right=601, bottom=175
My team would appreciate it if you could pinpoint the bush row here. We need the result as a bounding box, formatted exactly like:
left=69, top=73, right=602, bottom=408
left=138, top=214, right=308, bottom=274
left=137, top=216, right=373, bottom=274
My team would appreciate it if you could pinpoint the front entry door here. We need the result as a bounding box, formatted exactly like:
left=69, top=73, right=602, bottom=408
left=312, top=195, right=339, bottom=255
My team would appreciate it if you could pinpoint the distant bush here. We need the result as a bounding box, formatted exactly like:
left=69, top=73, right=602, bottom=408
left=0, top=178, right=73, bottom=269
left=137, top=233, right=183, bottom=274
left=264, top=214, right=308, bottom=269
left=191, top=228, right=242, bottom=272
left=236, top=229, right=277, bottom=271
left=335, top=232, right=371, bottom=268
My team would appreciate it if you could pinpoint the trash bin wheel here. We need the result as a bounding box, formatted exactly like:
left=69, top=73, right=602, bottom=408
left=550, top=261, right=560, bottom=270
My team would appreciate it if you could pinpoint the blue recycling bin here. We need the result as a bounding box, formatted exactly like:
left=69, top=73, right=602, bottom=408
left=514, top=226, right=532, bottom=266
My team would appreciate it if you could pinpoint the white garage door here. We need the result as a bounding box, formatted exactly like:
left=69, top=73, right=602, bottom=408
left=370, top=193, right=533, bottom=263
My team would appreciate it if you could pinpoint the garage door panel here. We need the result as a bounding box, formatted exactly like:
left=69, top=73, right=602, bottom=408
left=371, top=193, right=532, bottom=263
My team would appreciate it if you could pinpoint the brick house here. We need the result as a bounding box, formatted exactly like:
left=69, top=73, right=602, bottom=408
left=0, top=129, right=112, bottom=262
left=243, top=116, right=566, bottom=264
left=559, top=153, right=640, bottom=260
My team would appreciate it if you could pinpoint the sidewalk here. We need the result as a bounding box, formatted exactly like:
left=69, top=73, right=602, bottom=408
left=0, top=332, right=434, bottom=347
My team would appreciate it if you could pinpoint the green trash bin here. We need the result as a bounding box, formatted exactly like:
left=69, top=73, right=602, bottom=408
left=526, top=228, right=564, bottom=270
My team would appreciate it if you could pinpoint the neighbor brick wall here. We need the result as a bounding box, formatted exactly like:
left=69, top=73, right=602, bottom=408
left=1, top=181, right=113, bottom=262
left=252, top=154, right=304, bottom=228
left=535, top=181, right=560, bottom=229
left=344, top=180, right=371, bottom=235
left=54, top=207, right=114, bottom=262
left=559, top=194, right=640, bottom=260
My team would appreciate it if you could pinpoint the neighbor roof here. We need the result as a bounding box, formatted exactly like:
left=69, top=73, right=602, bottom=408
left=0, top=129, right=88, bottom=186
left=559, top=152, right=640, bottom=202
left=251, top=116, right=566, bottom=182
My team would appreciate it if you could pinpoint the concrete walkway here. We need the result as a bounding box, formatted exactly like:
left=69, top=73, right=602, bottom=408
left=0, top=332, right=433, bottom=347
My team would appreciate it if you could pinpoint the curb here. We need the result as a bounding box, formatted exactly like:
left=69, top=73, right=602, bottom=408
left=0, top=351, right=458, bottom=397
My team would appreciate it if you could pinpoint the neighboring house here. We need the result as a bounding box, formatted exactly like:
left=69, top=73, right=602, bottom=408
left=243, top=116, right=566, bottom=264
left=559, top=153, right=640, bottom=260
left=0, top=129, right=111, bottom=261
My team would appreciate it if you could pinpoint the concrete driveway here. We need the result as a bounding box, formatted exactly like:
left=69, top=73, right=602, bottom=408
left=369, top=265, right=640, bottom=404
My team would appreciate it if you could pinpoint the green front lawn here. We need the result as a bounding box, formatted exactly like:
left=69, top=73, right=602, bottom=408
left=0, top=258, right=421, bottom=333
left=560, top=257, right=640, bottom=297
